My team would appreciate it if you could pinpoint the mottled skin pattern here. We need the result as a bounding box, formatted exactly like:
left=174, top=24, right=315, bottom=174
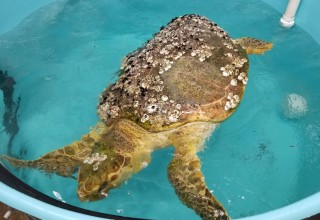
left=1, top=15, right=272, bottom=220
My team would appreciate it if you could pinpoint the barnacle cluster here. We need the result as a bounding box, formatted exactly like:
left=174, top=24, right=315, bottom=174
left=224, top=92, right=241, bottom=111
left=83, top=153, right=107, bottom=171
left=220, top=56, right=248, bottom=84
left=213, top=209, right=226, bottom=218
left=220, top=52, right=248, bottom=111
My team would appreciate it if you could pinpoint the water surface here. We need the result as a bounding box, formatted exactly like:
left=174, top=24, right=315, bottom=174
left=1, top=0, right=320, bottom=219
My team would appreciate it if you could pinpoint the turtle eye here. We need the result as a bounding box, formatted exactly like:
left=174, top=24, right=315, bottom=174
left=98, top=182, right=108, bottom=194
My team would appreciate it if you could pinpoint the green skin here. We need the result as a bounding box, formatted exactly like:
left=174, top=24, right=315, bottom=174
left=1, top=14, right=272, bottom=220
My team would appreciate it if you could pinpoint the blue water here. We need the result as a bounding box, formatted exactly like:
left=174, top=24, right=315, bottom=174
left=1, top=0, right=320, bottom=219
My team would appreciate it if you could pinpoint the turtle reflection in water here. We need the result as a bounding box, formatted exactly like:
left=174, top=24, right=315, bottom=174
left=1, top=15, right=272, bottom=220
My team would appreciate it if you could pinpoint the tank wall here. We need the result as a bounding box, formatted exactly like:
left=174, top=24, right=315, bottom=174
left=1, top=0, right=319, bottom=44
left=261, top=0, right=320, bottom=44
left=0, top=0, right=55, bottom=34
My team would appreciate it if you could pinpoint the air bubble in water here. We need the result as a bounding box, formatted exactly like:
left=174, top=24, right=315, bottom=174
left=282, top=93, right=307, bottom=119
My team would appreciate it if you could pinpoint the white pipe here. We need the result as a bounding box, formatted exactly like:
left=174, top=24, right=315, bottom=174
left=280, top=0, right=302, bottom=28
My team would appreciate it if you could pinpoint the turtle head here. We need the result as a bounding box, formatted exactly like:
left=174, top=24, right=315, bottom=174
left=77, top=148, right=130, bottom=201
left=77, top=174, right=109, bottom=202
left=77, top=161, right=111, bottom=202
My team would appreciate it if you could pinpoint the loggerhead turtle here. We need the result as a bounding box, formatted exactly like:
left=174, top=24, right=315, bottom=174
left=1, top=14, right=272, bottom=220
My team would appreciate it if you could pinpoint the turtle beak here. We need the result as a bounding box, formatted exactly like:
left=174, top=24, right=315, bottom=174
left=77, top=186, right=108, bottom=202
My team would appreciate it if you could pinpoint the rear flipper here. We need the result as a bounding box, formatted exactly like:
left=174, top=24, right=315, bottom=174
left=168, top=153, right=230, bottom=220
left=0, top=123, right=107, bottom=177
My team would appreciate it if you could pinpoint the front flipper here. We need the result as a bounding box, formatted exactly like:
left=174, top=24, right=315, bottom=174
left=0, top=123, right=107, bottom=177
left=168, top=153, right=229, bottom=220
left=234, top=37, right=273, bottom=55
